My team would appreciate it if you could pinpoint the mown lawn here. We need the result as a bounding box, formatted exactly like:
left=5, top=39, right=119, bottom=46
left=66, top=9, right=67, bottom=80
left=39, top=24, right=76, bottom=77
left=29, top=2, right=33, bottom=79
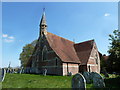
left=2, top=74, right=93, bottom=88
left=2, top=74, right=72, bottom=88
left=2, top=73, right=120, bottom=88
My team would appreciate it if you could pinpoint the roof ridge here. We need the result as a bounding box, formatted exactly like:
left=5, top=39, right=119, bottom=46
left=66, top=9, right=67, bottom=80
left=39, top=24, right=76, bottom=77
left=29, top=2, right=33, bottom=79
left=75, top=39, right=94, bottom=45
left=47, top=32, right=74, bottom=43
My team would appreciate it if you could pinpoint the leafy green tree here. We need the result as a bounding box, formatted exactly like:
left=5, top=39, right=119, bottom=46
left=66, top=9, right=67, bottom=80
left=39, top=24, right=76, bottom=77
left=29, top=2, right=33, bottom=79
left=19, top=40, right=37, bottom=67
left=107, top=30, right=120, bottom=73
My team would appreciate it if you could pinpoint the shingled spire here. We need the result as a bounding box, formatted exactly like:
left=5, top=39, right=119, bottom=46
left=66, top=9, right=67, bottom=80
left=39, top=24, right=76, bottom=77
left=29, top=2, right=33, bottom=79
left=40, top=8, right=47, bottom=37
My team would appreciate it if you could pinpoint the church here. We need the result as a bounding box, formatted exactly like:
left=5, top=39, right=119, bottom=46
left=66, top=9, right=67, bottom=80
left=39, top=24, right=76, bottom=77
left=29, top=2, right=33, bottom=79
left=26, top=11, right=100, bottom=76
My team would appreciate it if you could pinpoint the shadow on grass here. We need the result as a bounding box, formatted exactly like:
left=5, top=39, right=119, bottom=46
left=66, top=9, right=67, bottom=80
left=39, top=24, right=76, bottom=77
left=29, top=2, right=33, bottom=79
left=105, top=76, right=120, bottom=88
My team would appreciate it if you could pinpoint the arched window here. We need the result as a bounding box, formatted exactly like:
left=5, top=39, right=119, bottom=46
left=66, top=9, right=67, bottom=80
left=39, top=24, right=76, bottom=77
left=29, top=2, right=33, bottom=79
left=42, top=46, right=47, bottom=61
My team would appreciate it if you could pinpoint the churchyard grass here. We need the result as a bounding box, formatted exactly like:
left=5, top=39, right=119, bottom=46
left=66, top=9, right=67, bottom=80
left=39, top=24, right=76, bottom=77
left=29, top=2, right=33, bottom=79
left=104, top=74, right=120, bottom=88
left=2, top=74, right=72, bottom=88
left=2, top=73, right=120, bottom=88
left=3, top=73, right=93, bottom=88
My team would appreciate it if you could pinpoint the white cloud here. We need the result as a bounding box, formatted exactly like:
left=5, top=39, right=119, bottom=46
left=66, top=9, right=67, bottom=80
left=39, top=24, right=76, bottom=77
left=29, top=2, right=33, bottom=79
left=3, top=39, right=14, bottom=43
left=2, top=34, right=8, bottom=38
left=8, top=36, right=14, bottom=39
left=104, top=13, right=110, bottom=17
left=2, top=34, right=15, bottom=43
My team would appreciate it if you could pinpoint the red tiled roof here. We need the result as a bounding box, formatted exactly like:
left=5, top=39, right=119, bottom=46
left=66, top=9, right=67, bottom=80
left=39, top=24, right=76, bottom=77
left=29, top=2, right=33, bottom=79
left=74, top=40, right=94, bottom=65
left=27, top=32, right=95, bottom=66
left=46, top=32, right=80, bottom=63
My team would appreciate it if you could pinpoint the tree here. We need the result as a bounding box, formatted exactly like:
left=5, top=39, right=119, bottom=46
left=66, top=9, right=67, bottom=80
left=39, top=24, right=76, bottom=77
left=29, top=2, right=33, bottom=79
left=19, top=40, right=37, bottom=68
left=107, top=30, right=120, bottom=73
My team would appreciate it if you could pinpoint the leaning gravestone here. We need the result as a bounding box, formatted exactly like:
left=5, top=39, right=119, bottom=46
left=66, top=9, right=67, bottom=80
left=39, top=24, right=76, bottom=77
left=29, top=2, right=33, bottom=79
left=72, top=73, right=86, bottom=90
left=0, top=68, right=6, bottom=82
left=91, top=72, right=105, bottom=88
left=82, top=72, right=91, bottom=84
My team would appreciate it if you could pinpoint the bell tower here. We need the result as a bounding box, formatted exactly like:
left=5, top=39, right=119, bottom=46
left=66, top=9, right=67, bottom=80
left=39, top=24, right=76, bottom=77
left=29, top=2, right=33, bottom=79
left=39, top=8, right=47, bottom=37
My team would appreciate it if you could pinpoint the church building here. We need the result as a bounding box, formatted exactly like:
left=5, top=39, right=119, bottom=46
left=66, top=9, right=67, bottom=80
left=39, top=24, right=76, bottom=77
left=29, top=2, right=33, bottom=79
left=26, top=11, right=100, bottom=76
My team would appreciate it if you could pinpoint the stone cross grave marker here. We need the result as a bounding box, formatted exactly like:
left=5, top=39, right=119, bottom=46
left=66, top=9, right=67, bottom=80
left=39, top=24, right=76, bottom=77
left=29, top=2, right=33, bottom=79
left=72, top=73, right=86, bottom=90
left=82, top=72, right=91, bottom=84
left=91, top=72, right=105, bottom=88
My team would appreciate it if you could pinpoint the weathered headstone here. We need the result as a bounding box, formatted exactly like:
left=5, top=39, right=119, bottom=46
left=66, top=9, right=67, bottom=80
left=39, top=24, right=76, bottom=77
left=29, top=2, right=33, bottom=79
left=19, top=69, right=22, bottom=74
left=91, top=72, right=105, bottom=88
left=72, top=73, right=86, bottom=90
left=67, top=72, right=72, bottom=76
left=43, top=69, right=47, bottom=76
left=24, top=68, right=27, bottom=73
left=21, top=68, right=25, bottom=73
left=26, top=67, right=30, bottom=74
left=82, top=72, right=91, bottom=84
left=30, top=67, right=35, bottom=74
left=12, top=69, right=16, bottom=73
left=0, top=68, right=6, bottom=82
left=7, top=68, right=10, bottom=73
left=30, top=68, right=33, bottom=74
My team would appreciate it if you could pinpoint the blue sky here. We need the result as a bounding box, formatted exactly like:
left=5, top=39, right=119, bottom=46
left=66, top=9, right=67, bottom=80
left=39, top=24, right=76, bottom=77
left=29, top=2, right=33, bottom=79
left=2, top=2, right=118, bottom=67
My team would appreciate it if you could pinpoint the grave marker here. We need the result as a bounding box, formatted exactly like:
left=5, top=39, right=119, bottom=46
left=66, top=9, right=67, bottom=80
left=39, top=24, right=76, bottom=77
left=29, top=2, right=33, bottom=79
left=91, top=72, right=105, bottom=88
left=82, top=72, right=91, bottom=84
left=72, top=73, right=86, bottom=90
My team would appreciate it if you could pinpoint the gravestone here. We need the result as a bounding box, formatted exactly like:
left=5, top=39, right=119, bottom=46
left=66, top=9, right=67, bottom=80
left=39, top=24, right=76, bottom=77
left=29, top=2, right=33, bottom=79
left=19, top=69, right=23, bottom=74
left=17, top=68, right=21, bottom=73
left=30, top=68, right=32, bottom=73
left=91, top=72, right=105, bottom=88
left=26, top=67, right=30, bottom=74
left=21, top=68, right=25, bottom=73
left=30, top=67, right=35, bottom=74
left=1, top=68, right=6, bottom=82
left=67, top=72, right=72, bottom=76
left=24, top=68, right=27, bottom=73
left=7, top=68, right=10, bottom=73
left=43, top=69, right=47, bottom=76
left=12, top=69, right=16, bottom=73
left=72, top=73, right=86, bottom=90
left=82, top=72, right=91, bottom=84
left=11, top=69, right=13, bottom=73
